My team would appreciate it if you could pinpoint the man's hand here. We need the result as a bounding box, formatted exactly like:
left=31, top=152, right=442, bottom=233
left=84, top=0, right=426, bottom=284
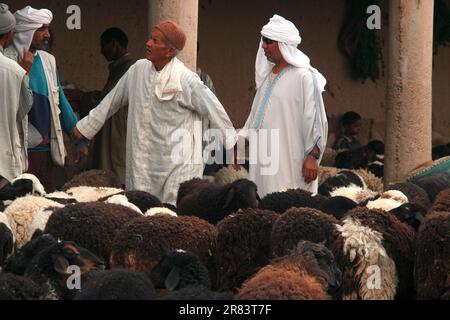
left=18, top=50, right=34, bottom=74
left=71, top=127, right=85, bottom=145
left=302, top=155, right=319, bottom=184
left=75, top=146, right=89, bottom=167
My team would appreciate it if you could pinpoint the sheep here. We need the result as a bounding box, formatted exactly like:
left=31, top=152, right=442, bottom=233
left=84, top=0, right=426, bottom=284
left=389, top=203, right=426, bottom=231
left=100, top=190, right=163, bottom=213
left=150, top=250, right=233, bottom=300
left=110, top=215, right=218, bottom=278
left=176, top=178, right=260, bottom=225
left=4, top=234, right=58, bottom=276
left=318, top=170, right=366, bottom=197
left=236, top=241, right=342, bottom=300
left=259, top=189, right=327, bottom=214
left=214, top=166, right=249, bottom=185
left=329, top=186, right=379, bottom=205
left=0, top=273, right=45, bottom=300
left=344, top=207, right=416, bottom=300
left=74, top=269, right=156, bottom=300
left=430, top=188, right=450, bottom=212
left=334, top=217, right=398, bottom=300
left=319, top=196, right=358, bottom=220
left=144, top=207, right=178, bottom=217
left=415, top=211, right=450, bottom=300
left=62, top=186, right=124, bottom=203
left=214, top=208, right=280, bottom=292
left=270, top=207, right=340, bottom=258
left=29, top=207, right=60, bottom=240
left=386, top=182, right=431, bottom=210
left=366, top=161, right=384, bottom=178
left=319, top=166, right=383, bottom=193
left=11, top=173, right=46, bottom=197
left=335, top=145, right=376, bottom=170
left=104, top=194, right=143, bottom=214
left=44, top=202, right=142, bottom=267
left=0, top=213, right=14, bottom=268
left=0, top=174, right=44, bottom=202
left=61, top=169, right=121, bottom=191
left=366, top=190, right=408, bottom=211
left=24, top=240, right=105, bottom=300
left=3, top=196, right=64, bottom=249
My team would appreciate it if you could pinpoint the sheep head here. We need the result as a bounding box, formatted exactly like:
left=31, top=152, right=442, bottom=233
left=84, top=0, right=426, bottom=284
left=222, top=179, right=260, bottom=212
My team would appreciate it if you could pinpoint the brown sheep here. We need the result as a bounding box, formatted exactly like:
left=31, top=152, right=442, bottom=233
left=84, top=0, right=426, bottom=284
left=44, top=202, right=141, bottom=267
left=110, top=215, right=218, bottom=279
left=430, top=189, right=450, bottom=213
left=215, top=208, right=280, bottom=292
left=270, top=207, right=339, bottom=258
left=415, top=211, right=450, bottom=300
left=61, top=169, right=121, bottom=191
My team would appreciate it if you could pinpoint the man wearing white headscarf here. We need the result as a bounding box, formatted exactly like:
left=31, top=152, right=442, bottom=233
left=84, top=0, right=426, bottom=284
left=0, top=3, right=33, bottom=186
left=240, top=14, right=328, bottom=197
left=4, top=6, right=88, bottom=192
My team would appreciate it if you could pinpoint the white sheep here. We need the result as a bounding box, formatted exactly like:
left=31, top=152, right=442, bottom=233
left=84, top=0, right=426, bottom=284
left=366, top=190, right=408, bottom=211
left=105, top=194, right=143, bottom=215
left=145, top=207, right=178, bottom=217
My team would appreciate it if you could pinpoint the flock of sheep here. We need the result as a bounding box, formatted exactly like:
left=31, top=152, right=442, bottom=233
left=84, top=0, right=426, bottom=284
left=0, top=159, right=449, bottom=300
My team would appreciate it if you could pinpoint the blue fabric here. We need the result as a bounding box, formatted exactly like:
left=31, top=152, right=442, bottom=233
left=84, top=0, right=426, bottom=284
left=28, top=54, right=86, bottom=153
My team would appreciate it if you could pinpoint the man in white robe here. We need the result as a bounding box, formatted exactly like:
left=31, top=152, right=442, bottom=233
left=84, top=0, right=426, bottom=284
left=0, top=3, right=33, bottom=186
left=240, top=15, right=328, bottom=197
left=73, top=20, right=237, bottom=205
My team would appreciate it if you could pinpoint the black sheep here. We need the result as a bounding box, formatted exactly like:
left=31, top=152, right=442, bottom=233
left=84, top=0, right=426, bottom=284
left=75, top=269, right=156, bottom=300
left=0, top=273, right=45, bottom=300
left=390, top=203, right=426, bottom=230
left=0, top=218, right=13, bottom=268
left=318, top=170, right=365, bottom=197
left=25, top=240, right=105, bottom=300
left=177, top=178, right=260, bottom=224
left=260, top=189, right=327, bottom=213
left=100, top=190, right=162, bottom=213
left=4, top=234, right=57, bottom=275
left=319, top=196, right=358, bottom=220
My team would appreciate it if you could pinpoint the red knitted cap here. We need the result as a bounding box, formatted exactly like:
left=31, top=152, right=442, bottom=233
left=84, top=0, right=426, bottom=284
left=155, top=20, right=186, bottom=50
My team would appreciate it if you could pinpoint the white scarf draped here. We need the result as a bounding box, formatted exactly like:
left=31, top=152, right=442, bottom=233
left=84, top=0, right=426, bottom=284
left=154, top=57, right=184, bottom=102
left=12, top=6, right=53, bottom=59
left=255, top=14, right=327, bottom=92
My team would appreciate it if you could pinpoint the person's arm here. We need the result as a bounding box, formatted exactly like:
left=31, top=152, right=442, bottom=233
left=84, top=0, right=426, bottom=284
left=17, top=74, right=33, bottom=121
left=301, top=72, right=327, bottom=184
left=189, top=77, right=237, bottom=150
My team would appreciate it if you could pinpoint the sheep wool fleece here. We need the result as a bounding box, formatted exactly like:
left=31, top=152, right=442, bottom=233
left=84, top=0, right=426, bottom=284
left=77, top=58, right=237, bottom=205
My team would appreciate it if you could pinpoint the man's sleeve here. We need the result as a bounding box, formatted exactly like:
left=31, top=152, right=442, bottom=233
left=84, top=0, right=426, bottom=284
left=189, top=76, right=237, bottom=150
left=301, top=71, right=328, bottom=159
left=77, top=71, right=130, bottom=140
left=17, top=75, right=33, bottom=121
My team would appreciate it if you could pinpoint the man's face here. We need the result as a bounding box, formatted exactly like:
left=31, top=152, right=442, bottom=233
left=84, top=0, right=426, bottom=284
left=262, top=36, right=283, bottom=64
left=145, top=29, right=174, bottom=63
left=101, top=39, right=118, bottom=62
left=31, top=25, right=51, bottom=51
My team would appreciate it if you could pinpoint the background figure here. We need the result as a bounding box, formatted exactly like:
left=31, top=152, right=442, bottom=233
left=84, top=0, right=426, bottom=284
left=0, top=3, right=33, bottom=187
left=65, top=27, right=136, bottom=186
left=4, top=6, right=88, bottom=192
left=72, top=20, right=236, bottom=205
left=332, top=111, right=362, bottom=151
left=240, top=14, right=328, bottom=197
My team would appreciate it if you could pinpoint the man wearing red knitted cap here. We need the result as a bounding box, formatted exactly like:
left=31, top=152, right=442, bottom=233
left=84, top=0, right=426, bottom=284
left=73, top=20, right=237, bottom=205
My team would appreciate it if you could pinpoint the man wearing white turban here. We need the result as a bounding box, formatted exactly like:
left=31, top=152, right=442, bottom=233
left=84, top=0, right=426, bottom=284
left=241, top=14, right=328, bottom=197
left=4, top=6, right=88, bottom=192
left=0, top=3, right=33, bottom=186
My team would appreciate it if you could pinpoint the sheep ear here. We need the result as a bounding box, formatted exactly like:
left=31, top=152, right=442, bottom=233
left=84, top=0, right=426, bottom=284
left=165, top=266, right=181, bottom=291
left=52, top=254, right=70, bottom=275
left=223, top=188, right=235, bottom=209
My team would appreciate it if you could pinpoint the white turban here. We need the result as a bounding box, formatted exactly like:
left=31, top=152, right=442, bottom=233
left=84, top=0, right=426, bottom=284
left=255, top=14, right=327, bottom=92
left=12, top=6, right=53, bottom=59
